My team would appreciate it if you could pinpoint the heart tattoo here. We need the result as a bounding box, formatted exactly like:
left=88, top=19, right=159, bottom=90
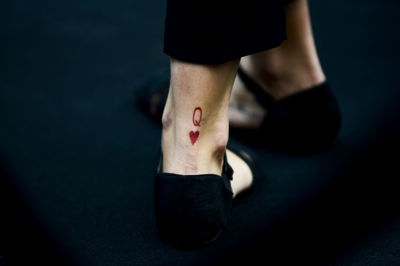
left=189, top=130, right=199, bottom=145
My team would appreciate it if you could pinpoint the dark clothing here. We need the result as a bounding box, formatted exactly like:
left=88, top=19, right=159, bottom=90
left=163, top=0, right=288, bottom=64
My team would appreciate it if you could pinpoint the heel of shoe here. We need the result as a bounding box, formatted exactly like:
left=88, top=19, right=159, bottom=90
left=154, top=173, right=232, bottom=247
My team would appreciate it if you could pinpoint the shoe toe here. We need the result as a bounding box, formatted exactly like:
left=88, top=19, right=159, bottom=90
left=277, top=82, right=342, bottom=150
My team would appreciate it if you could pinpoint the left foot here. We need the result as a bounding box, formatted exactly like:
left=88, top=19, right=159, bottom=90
left=229, top=55, right=326, bottom=129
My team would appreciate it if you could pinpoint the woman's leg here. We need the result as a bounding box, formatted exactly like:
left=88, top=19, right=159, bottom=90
left=162, top=58, right=253, bottom=196
left=230, top=0, right=326, bottom=127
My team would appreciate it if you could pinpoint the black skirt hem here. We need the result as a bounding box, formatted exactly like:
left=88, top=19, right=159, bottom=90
left=163, top=2, right=287, bottom=64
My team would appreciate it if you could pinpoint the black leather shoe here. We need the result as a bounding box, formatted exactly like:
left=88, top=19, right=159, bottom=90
left=232, top=67, right=342, bottom=152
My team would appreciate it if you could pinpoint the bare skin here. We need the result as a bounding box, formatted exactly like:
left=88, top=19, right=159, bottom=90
left=162, top=58, right=238, bottom=176
left=226, top=149, right=253, bottom=197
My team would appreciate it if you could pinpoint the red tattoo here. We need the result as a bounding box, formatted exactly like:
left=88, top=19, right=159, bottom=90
left=189, top=130, right=199, bottom=145
left=190, top=107, right=202, bottom=145
left=192, top=107, right=202, bottom=127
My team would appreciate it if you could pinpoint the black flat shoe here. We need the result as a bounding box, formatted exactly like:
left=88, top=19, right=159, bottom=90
left=154, top=146, right=256, bottom=247
left=232, top=67, right=342, bottom=152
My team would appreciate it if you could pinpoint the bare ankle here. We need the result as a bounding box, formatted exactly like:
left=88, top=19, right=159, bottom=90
left=159, top=58, right=237, bottom=175
left=241, top=53, right=325, bottom=100
left=161, top=103, right=228, bottom=176
left=161, top=131, right=228, bottom=176
left=260, top=61, right=325, bottom=90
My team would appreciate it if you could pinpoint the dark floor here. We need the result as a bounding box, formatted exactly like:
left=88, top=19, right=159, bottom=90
left=1, top=0, right=400, bottom=265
